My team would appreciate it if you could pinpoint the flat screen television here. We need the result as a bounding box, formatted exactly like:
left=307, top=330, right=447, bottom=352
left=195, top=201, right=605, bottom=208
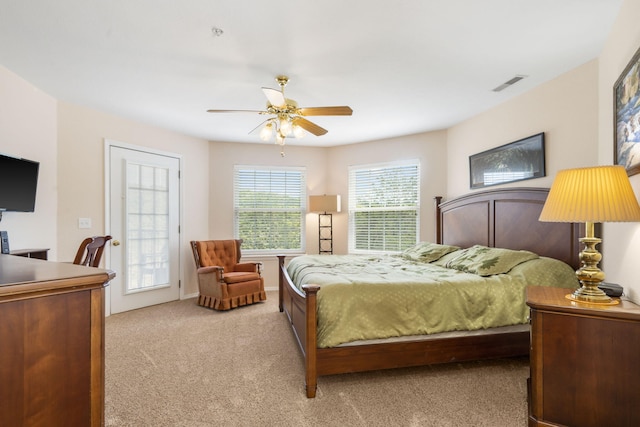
left=0, top=153, right=40, bottom=212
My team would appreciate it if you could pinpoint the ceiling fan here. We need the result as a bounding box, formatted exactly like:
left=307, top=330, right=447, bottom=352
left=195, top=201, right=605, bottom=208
left=207, top=75, right=353, bottom=156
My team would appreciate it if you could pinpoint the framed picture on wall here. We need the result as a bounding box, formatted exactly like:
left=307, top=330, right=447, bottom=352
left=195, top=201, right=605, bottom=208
left=469, top=133, right=545, bottom=189
left=614, top=45, right=640, bottom=177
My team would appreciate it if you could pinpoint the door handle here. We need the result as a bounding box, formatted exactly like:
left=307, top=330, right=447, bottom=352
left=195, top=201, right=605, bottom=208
left=112, top=240, right=121, bottom=246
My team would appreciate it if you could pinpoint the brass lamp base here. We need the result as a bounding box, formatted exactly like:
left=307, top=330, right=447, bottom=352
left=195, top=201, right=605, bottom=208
left=568, top=232, right=619, bottom=305
left=567, top=286, right=619, bottom=305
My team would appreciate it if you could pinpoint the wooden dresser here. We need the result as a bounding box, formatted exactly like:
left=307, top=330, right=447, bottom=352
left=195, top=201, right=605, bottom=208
left=526, top=286, right=640, bottom=427
left=0, top=255, right=114, bottom=427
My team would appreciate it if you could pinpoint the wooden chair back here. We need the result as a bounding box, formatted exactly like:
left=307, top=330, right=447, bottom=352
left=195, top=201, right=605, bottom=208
left=73, top=235, right=112, bottom=267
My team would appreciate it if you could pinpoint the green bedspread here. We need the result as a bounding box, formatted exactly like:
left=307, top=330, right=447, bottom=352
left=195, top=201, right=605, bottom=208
left=287, top=252, right=578, bottom=348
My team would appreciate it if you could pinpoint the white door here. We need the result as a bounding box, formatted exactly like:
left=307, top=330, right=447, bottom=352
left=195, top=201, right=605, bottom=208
left=108, top=144, right=181, bottom=314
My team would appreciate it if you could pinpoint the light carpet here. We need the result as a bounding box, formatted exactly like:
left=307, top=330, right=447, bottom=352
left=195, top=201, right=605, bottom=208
left=105, top=291, right=529, bottom=426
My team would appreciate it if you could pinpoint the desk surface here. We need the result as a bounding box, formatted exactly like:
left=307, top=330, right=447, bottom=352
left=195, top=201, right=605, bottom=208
left=0, top=254, right=114, bottom=297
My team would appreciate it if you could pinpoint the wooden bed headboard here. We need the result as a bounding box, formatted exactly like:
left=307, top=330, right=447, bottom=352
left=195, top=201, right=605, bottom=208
left=434, top=187, right=584, bottom=270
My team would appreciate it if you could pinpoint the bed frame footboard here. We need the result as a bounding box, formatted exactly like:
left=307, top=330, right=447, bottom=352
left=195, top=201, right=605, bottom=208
left=278, top=255, right=319, bottom=397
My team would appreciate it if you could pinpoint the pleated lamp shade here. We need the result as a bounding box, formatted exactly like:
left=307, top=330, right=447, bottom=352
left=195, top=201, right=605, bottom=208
left=539, top=165, right=640, bottom=223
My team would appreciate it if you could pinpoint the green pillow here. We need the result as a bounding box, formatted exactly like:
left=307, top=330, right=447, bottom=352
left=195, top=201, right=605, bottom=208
left=401, top=242, right=460, bottom=262
left=445, top=245, right=539, bottom=276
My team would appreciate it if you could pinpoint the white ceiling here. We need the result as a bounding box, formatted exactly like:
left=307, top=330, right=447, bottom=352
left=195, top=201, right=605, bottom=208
left=0, top=0, right=624, bottom=147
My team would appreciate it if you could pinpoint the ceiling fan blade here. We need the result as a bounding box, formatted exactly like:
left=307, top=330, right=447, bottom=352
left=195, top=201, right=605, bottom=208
left=292, top=117, right=328, bottom=136
left=298, top=106, right=353, bottom=116
left=262, top=87, right=286, bottom=107
left=206, top=109, right=265, bottom=113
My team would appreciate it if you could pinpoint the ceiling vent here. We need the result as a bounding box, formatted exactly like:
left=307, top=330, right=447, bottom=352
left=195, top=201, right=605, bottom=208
left=492, top=75, right=527, bottom=92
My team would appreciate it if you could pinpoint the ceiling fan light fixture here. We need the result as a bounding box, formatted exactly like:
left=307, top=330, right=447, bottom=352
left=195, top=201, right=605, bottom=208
left=293, top=124, right=305, bottom=139
left=259, top=122, right=274, bottom=141
left=279, top=117, right=293, bottom=136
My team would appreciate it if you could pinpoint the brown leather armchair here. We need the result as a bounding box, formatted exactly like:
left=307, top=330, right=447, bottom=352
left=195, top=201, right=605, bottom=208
left=190, top=239, right=266, bottom=310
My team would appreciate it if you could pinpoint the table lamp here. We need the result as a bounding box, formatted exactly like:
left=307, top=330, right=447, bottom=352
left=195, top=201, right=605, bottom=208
left=539, top=165, right=640, bottom=303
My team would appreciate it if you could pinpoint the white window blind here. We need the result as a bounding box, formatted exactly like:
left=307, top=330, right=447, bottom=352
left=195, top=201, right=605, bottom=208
left=234, top=165, right=306, bottom=253
left=348, top=160, right=420, bottom=253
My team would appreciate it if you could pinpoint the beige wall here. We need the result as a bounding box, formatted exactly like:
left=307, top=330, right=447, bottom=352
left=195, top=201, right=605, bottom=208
left=0, top=67, right=58, bottom=258
left=207, top=141, right=326, bottom=243
left=444, top=0, right=640, bottom=303
left=207, top=133, right=447, bottom=289
left=447, top=60, right=599, bottom=197
left=598, top=0, right=640, bottom=302
left=57, top=102, right=210, bottom=298
left=327, top=131, right=448, bottom=254
left=207, top=141, right=327, bottom=288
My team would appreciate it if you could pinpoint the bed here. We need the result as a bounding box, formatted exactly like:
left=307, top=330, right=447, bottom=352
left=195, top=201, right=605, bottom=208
left=278, top=187, right=585, bottom=398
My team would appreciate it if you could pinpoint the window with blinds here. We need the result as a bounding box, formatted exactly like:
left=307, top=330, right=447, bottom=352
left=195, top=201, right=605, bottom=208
left=234, top=165, right=306, bottom=253
left=348, top=160, right=420, bottom=253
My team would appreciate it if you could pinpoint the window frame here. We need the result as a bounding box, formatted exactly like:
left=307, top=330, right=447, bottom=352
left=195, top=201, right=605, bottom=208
left=233, top=165, right=307, bottom=255
left=348, top=159, right=420, bottom=254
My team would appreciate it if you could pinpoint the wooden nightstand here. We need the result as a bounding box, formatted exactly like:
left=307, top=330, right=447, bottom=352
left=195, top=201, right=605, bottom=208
left=526, top=286, right=640, bottom=427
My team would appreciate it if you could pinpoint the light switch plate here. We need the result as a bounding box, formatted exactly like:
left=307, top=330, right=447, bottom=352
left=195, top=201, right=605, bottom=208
left=78, top=217, right=92, bottom=229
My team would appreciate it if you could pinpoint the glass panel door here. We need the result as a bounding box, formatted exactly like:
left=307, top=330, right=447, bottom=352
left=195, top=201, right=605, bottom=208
left=108, top=144, right=180, bottom=314
left=126, top=162, right=170, bottom=293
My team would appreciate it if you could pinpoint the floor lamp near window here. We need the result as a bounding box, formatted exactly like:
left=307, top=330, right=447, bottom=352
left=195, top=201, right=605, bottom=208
left=309, top=195, right=341, bottom=254
left=539, top=165, right=640, bottom=304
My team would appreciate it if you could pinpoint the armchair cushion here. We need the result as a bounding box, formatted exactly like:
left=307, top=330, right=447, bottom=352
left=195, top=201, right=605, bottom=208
left=234, top=262, right=261, bottom=273
left=223, top=271, right=260, bottom=284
